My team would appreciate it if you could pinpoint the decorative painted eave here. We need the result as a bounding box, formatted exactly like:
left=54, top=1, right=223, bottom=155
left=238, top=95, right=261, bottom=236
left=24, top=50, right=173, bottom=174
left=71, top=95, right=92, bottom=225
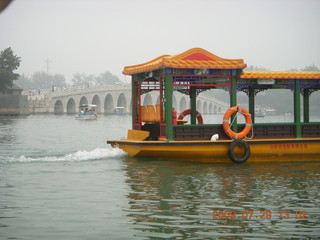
left=123, top=48, right=247, bottom=75
left=240, top=71, right=320, bottom=79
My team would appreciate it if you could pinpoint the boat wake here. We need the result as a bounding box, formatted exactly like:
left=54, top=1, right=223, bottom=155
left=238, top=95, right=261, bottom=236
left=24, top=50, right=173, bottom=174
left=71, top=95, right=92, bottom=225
left=0, top=148, right=126, bottom=163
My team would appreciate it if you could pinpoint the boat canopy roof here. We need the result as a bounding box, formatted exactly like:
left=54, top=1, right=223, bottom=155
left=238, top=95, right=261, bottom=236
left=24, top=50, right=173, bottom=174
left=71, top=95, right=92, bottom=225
left=123, top=48, right=247, bottom=75
left=240, top=71, right=320, bottom=79
left=123, top=48, right=320, bottom=81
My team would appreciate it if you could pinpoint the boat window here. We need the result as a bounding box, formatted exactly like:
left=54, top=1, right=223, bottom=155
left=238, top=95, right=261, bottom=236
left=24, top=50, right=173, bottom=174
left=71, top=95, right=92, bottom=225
left=310, top=91, right=320, bottom=122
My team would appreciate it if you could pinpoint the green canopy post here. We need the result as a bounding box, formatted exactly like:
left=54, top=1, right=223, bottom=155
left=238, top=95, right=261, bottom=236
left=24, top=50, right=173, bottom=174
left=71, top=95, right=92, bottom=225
left=303, top=88, right=309, bottom=123
left=230, top=75, right=237, bottom=131
left=164, top=74, right=173, bottom=140
left=248, top=86, right=255, bottom=124
left=294, top=81, right=301, bottom=138
left=190, top=86, right=197, bottom=125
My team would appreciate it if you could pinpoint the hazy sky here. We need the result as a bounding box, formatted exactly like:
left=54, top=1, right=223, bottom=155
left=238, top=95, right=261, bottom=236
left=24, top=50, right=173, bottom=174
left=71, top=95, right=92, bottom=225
left=1, top=0, right=319, bottom=82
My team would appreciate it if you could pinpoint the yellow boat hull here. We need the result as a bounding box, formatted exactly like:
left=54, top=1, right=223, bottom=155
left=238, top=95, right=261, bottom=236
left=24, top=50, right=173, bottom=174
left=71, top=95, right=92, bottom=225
left=107, top=138, right=320, bottom=163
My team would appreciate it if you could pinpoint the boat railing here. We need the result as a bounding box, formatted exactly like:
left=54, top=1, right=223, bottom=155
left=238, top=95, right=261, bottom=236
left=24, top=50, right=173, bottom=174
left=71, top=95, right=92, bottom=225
left=301, top=122, right=320, bottom=138
left=172, top=122, right=320, bottom=140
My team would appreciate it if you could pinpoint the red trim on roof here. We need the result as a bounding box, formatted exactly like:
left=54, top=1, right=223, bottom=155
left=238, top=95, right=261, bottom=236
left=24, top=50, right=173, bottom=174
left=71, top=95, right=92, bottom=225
left=182, top=53, right=215, bottom=61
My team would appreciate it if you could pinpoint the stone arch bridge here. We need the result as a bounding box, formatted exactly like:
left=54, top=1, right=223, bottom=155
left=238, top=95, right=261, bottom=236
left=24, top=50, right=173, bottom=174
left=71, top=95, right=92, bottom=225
left=28, top=85, right=228, bottom=115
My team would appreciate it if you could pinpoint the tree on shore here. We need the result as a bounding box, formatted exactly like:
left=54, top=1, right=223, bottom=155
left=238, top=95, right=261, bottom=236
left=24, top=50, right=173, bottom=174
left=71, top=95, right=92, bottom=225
left=301, top=64, right=319, bottom=72
left=71, top=71, right=121, bottom=86
left=31, top=71, right=66, bottom=89
left=96, top=71, right=121, bottom=85
left=16, top=72, right=67, bottom=90
left=245, top=65, right=270, bottom=71
left=0, top=47, right=21, bottom=93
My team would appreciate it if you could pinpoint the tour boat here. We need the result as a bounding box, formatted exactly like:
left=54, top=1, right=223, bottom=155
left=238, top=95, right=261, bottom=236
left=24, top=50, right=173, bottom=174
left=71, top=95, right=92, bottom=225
left=113, top=106, right=125, bottom=115
left=75, top=104, right=99, bottom=120
left=255, top=108, right=266, bottom=117
left=107, top=48, right=320, bottom=163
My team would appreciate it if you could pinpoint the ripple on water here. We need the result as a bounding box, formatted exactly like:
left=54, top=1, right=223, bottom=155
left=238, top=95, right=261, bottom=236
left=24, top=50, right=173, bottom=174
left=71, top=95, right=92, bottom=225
left=1, top=116, right=320, bottom=239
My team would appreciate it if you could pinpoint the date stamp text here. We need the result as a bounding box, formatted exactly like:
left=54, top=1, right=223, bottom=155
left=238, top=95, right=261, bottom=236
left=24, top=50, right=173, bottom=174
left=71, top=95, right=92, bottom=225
left=212, top=210, right=308, bottom=220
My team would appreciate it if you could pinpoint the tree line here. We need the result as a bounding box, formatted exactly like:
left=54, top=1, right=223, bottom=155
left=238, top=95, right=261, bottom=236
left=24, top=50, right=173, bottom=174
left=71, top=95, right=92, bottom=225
left=16, top=71, right=122, bottom=92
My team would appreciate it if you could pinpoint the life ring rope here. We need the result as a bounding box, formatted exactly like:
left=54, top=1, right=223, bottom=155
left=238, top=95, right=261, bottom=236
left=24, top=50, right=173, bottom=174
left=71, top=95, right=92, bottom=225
left=223, top=106, right=253, bottom=139
left=223, top=113, right=237, bottom=138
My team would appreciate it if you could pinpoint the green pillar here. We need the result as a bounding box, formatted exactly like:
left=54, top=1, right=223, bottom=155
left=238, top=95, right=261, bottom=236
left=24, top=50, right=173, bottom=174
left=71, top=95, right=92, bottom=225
left=248, top=86, right=255, bottom=124
left=164, top=74, right=173, bottom=140
left=303, top=88, right=309, bottom=123
left=190, top=86, right=197, bottom=125
left=294, top=81, right=301, bottom=138
left=230, top=75, right=237, bottom=131
left=131, top=78, right=136, bottom=129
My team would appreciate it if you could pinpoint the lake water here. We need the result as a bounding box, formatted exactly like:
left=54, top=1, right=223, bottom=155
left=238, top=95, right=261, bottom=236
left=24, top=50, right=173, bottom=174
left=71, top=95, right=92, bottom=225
left=0, top=114, right=319, bottom=240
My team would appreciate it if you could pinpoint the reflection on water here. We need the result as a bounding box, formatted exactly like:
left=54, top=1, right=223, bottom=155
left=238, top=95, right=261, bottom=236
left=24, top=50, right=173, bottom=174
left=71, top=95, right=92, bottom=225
left=1, top=115, right=319, bottom=239
left=0, top=118, right=19, bottom=145
left=124, top=159, right=320, bottom=239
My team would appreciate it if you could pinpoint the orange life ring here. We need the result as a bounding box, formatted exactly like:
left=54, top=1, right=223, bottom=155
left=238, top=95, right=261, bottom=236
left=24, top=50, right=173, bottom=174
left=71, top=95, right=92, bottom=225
left=178, top=109, right=203, bottom=124
left=223, top=106, right=252, bottom=139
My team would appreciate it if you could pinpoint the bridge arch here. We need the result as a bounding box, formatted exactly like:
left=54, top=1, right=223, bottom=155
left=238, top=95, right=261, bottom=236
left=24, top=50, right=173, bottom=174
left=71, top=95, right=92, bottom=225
left=54, top=100, right=63, bottom=114
left=172, top=95, right=177, bottom=110
left=143, top=93, right=152, bottom=105
left=209, top=103, right=213, bottom=114
left=92, top=95, right=101, bottom=113
left=104, top=93, right=114, bottom=113
left=66, top=98, right=76, bottom=114
left=197, top=99, right=202, bottom=112
left=117, top=93, right=127, bottom=112
left=79, top=96, right=88, bottom=106
left=179, top=97, right=187, bottom=114
left=203, top=102, right=208, bottom=114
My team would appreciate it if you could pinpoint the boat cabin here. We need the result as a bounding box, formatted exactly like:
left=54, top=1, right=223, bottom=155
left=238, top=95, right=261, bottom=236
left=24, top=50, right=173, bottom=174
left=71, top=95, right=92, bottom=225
left=75, top=104, right=99, bottom=120
left=79, top=104, right=97, bottom=115
left=123, top=48, right=320, bottom=142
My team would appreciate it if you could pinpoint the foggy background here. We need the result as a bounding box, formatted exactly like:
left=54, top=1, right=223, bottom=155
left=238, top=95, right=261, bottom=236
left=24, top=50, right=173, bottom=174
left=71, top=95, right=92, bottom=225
left=0, top=0, right=319, bottom=83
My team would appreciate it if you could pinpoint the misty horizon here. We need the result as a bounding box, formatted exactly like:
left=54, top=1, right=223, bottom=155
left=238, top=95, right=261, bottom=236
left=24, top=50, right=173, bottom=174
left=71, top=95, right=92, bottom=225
left=1, top=0, right=319, bottom=83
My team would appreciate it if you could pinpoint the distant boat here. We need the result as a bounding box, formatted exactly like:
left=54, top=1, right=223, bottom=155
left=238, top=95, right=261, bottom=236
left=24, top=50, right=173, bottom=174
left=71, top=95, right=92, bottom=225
left=113, top=106, right=125, bottom=115
left=75, top=104, right=99, bottom=120
left=255, top=109, right=266, bottom=117
left=265, top=108, right=277, bottom=116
